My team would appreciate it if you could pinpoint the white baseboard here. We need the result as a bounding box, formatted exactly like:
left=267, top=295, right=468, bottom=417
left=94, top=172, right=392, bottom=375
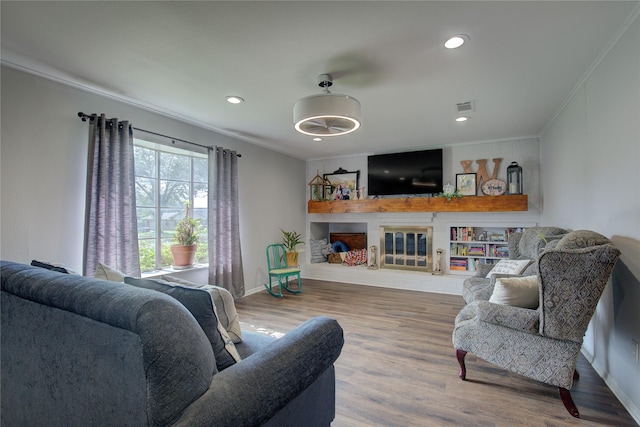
left=581, top=348, right=640, bottom=424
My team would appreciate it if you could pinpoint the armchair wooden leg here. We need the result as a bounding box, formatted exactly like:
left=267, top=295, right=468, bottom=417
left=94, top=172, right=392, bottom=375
left=456, top=349, right=467, bottom=380
left=559, top=387, right=580, bottom=418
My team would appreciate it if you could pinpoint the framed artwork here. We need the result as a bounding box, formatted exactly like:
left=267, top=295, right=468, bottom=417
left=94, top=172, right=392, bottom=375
left=456, top=173, right=477, bottom=196
left=324, top=168, right=360, bottom=200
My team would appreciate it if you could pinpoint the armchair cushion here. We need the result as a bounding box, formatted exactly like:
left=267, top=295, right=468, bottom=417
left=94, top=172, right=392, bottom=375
left=489, top=275, right=539, bottom=309
left=476, top=300, right=540, bottom=334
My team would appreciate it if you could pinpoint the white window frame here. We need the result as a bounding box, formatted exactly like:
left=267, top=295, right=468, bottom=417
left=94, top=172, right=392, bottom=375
left=134, top=138, right=208, bottom=273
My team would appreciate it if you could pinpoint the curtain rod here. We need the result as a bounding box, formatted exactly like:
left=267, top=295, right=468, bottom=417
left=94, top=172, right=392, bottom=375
left=77, top=112, right=241, bottom=157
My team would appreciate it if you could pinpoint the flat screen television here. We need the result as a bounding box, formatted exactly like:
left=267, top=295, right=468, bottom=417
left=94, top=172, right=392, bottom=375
left=368, top=148, right=443, bottom=197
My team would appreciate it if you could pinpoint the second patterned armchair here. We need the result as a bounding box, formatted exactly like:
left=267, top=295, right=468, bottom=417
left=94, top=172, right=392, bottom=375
left=452, top=230, right=620, bottom=418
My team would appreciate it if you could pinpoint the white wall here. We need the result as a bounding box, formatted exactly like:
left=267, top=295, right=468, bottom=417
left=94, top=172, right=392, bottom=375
left=0, top=65, right=307, bottom=294
left=540, top=13, right=640, bottom=420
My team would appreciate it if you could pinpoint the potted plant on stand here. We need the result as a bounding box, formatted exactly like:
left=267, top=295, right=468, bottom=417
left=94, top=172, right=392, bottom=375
left=171, top=202, right=202, bottom=268
left=280, top=229, right=304, bottom=267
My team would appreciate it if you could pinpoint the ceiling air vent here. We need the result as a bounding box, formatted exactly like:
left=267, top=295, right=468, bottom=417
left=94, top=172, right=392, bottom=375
left=455, top=100, right=475, bottom=114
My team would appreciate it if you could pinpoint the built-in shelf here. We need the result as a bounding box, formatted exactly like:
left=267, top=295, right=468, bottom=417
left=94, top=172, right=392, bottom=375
left=307, top=195, right=528, bottom=214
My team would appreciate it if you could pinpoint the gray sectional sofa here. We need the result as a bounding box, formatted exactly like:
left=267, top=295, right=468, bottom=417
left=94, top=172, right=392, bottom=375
left=1, top=261, right=344, bottom=426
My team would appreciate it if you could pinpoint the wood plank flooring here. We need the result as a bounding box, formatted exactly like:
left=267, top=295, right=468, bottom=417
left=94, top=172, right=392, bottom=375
left=235, top=279, right=638, bottom=426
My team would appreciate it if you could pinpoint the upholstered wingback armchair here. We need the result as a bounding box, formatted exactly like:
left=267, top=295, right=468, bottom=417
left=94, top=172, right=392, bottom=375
left=452, top=230, right=620, bottom=418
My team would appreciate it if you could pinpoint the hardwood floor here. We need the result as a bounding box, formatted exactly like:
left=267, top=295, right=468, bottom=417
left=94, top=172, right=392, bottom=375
left=235, top=279, right=638, bottom=426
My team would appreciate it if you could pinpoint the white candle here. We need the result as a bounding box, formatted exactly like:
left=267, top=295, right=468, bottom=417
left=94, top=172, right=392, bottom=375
left=509, top=183, right=517, bottom=194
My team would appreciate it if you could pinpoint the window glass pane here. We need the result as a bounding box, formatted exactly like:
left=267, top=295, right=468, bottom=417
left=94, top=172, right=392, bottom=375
left=395, top=232, right=405, bottom=255
left=135, top=178, right=156, bottom=207
left=160, top=152, right=190, bottom=181
left=194, top=183, right=208, bottom=209
left=160, top=180, right=189, bottom=207
left=138, top=239, right=156, bottom=273
left=134, top=146, right=156, bottom=178
left=406, top=234, right=415, bottom=255
left=194, top=157, right=208, bottom=183
left=137, top=208, right=156, bottom=238
left=161, top=238, right=174, bottom=267
left=161, top=207, right=183, bottom=238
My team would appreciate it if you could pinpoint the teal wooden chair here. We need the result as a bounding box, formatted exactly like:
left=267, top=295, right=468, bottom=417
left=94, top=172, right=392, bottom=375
left=264, top=243, right=302, bottom=298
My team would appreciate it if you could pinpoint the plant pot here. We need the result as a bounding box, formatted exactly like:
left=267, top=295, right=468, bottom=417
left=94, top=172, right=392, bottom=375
left=171, top=244, right=197, bottom=267
left=285, top=251, right=299, bottom=267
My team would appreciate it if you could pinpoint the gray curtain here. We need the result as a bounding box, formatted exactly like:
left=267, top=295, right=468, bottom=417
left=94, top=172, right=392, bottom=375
left=83, top=114, right=141, bottom=277
left=208, top=146, right=244, bottom=299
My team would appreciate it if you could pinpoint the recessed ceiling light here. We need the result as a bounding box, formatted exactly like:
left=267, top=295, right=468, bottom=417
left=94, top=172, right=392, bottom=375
left=445, top=35, right=469, bottom=49
left=313, top=137, right=322, bottom=142
left=456, top=116, right=469, bottom=122
left=226, top=96, right=244, bottom=104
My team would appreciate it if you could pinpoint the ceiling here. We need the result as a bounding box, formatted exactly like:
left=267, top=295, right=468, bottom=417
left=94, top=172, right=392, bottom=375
left=1, top=1, right=637, bottom=160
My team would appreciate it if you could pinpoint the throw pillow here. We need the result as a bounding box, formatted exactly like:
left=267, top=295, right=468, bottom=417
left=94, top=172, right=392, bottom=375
left=486, top=259, right=532, bottom=278
left=309, top=238, right=328, bottom=263
left=343, top=249, right=368, bottom=266
left=162, top=275, right=242, bottom=343
left=93, top=263, right=126, bottom=282
left=489, top=275, right=539, bottom=309
left=124, top=277, right=241, bottom=371
left=30, top=260, right=79, bottom=275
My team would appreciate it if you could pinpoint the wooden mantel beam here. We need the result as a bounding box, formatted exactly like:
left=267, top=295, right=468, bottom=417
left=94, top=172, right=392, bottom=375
left=308, top=195, right=528, bottom=214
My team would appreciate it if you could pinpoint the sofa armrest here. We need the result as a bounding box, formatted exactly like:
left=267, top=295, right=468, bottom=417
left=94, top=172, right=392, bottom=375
left=476, top=300, right=540, bottom=334
left=172, top=316, right=344, bottom=427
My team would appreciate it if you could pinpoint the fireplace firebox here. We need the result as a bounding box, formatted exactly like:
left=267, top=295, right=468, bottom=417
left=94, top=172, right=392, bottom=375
left=379, top=226, right=433, bottom=272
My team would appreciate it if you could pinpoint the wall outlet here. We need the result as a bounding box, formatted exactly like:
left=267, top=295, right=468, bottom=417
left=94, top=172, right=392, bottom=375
left=633, top=339, right=639, bottom=363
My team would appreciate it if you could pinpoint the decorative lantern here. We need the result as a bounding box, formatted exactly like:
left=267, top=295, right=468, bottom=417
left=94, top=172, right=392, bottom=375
left=308, top=172, right=332, bottom=201
left=506, top=162, right=523, bottom=194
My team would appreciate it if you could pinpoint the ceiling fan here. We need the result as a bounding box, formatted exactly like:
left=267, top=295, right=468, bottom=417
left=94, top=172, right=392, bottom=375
left=293, top=73, right=361, bottom=137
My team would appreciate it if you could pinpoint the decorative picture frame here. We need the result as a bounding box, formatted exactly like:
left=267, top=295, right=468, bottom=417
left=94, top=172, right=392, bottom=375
left=456, top=173, right=477, bottom=196
left=324, top=168, right=360, bottom=200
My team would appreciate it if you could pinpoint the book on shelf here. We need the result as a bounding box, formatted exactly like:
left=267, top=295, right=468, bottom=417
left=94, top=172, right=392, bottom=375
left=468, top=246, right=485, bottom=256
left=451, top=226, right=476, bottom=242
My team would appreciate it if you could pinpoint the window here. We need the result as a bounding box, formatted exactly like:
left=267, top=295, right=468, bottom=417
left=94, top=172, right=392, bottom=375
left=134, top=139, right=208, bottom=272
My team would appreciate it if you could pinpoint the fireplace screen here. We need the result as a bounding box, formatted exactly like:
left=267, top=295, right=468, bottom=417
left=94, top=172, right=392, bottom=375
left=380, top=226, right=433, bottom=272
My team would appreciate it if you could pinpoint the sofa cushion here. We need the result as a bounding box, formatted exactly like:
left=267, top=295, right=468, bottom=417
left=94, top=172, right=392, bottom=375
left=486, top=259, right=531, bottom=278
left=93, top=263, right=126, bottom=282
left=161, top=275, right=242, bottom=344
left=124, top=277, right=241, bottom=371
left=489, top=275, right=539, bottom=309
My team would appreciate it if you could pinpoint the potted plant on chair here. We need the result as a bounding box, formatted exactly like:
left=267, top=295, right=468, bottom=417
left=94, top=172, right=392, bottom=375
left=171, top=202, right=202, bottom=268
left=280, top=229, right=304, bottom=267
